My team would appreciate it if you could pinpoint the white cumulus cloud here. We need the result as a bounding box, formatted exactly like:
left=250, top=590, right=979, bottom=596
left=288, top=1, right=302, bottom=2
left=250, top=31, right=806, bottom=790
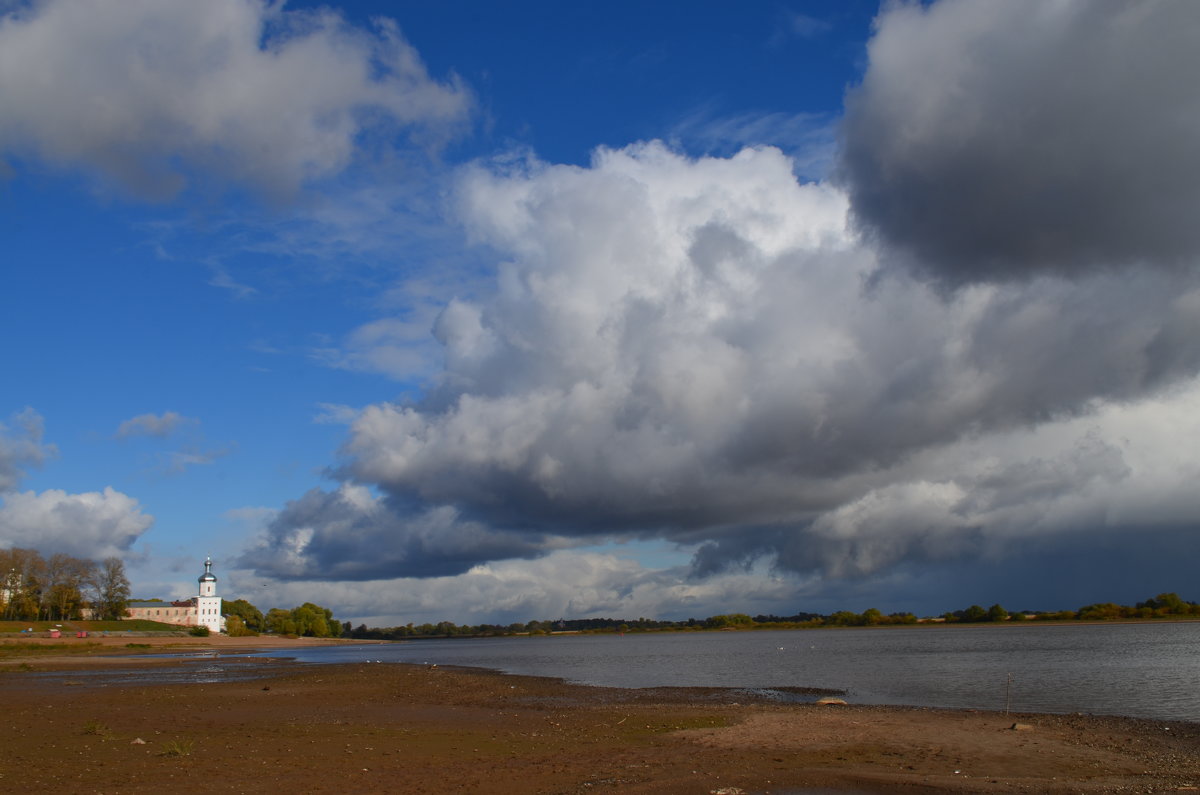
left=0, top=0, right=471, bottom=198
left=0, top=486, right=154, bottom=559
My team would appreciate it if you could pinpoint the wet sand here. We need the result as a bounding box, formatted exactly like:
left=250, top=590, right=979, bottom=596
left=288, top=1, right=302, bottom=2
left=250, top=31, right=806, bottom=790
left=1, top=637, right=1198, bottom=793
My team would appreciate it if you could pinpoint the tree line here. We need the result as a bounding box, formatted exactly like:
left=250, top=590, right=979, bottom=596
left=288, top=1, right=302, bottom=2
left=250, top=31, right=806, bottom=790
left=1, top=548, right=130, bottom=621
left=220, top=598, right=342, bottom=638
left=941, top=593, right=1200, bottom=623
left=338, top=593, right=1199, bottom=640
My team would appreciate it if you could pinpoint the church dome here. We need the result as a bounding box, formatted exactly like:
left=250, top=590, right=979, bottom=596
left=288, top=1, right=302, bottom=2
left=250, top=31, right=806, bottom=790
left=198, top=557, right=217, bottom=583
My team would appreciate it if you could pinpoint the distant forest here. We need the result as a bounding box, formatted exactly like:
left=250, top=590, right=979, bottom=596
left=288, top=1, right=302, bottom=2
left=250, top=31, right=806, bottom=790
left=340, top=592, right=1200, bottom=641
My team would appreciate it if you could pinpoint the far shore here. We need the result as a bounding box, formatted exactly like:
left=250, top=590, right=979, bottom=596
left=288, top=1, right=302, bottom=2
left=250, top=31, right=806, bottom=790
left=1, top=634, right=1198, bottom=793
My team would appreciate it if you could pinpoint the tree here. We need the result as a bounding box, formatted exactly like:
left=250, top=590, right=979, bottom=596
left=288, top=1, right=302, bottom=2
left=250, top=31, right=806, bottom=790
left=93, top=557, right=131, bottom=621
left=225, top=615, right=256, bottom=637
left=1152, top=593, right=1185, bottom=612
left=828, top=610, right=863, bottom=627
left=1137, top=593, right=1193, bottom=616
left=222, top=598, right=265, bottom=632
left=291, top=603, right=328, bottom=637
left=265, top=607, right=297, bottom=635
left=704, top=613, right=755, bottom=629
left=962, top=604, right=988, bottom=622
left=1, top=547, right=46, bottom=621
left=265, top=603, right=340, bottom=637
left=41, top=553, right=94, bottom=620
left=986, top=604, right=1009, bottom=622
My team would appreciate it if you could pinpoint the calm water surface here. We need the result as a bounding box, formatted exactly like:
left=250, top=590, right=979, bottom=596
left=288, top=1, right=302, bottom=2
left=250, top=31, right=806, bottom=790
left=253, top=622, right=1200, bottom=722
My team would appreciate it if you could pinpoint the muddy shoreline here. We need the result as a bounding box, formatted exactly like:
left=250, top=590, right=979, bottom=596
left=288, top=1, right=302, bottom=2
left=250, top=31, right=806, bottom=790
left=1, top=637, right=1198, bottom=793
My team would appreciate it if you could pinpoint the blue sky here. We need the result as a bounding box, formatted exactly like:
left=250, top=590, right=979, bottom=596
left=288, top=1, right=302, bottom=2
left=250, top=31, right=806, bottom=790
left=3, top=0, right=1200, bottom=625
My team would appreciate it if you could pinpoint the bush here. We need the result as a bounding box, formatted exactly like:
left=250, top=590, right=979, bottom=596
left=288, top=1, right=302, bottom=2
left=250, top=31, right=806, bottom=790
left=189, top=625, right=210, bottom=637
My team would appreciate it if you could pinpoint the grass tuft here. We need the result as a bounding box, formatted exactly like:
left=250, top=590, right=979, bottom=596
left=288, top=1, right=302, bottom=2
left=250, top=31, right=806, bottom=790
left=82, top=720, right=115, bottom=739
left=159, top=739, right=194, bottom=757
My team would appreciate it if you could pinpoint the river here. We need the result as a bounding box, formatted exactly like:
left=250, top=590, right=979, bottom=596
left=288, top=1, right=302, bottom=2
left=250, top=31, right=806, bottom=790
left=249, top=621, right=1200, bottom=722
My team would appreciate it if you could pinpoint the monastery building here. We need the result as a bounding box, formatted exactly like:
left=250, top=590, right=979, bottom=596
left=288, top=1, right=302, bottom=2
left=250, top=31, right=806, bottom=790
left=125, top=557, right=226, bottom=633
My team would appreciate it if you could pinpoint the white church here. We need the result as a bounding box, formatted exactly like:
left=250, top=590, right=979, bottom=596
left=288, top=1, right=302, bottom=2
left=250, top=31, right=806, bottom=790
left=125, top=557, right=226, bottom=633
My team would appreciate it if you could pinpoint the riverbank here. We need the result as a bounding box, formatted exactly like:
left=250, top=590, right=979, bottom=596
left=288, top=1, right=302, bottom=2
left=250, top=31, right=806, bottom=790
left=1, top=644, right=1198, bottom=793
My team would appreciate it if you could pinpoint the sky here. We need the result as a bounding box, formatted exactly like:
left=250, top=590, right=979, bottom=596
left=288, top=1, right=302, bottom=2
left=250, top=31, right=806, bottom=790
left=3, top=0, right=1200, bottom=626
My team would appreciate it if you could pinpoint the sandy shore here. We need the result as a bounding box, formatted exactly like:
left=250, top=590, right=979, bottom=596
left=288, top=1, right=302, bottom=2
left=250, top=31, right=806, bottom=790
left=1, top=637, right=1198, bottom=793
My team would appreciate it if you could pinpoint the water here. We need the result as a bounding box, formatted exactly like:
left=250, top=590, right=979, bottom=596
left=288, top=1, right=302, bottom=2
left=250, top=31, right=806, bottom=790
left=252, top=622, right=1200, bottom=722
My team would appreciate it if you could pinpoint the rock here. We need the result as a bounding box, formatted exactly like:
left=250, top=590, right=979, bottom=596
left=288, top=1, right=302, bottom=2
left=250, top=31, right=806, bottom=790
left=816, top=697, right=848, bottom=706
left=1010, top=723, right=1034, bottom=731
left=130, top=738, right=146, bottom=745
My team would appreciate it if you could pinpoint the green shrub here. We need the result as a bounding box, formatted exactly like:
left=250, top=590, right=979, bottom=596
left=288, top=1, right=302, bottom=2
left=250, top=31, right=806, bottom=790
left=188, top=625, right=210, bottom=637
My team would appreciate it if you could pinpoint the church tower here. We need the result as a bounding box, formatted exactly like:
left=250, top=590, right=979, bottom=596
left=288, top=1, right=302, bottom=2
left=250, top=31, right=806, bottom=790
left=199, top=557, right=217, bottom=596
left=196, top=557, right=224, bottom=633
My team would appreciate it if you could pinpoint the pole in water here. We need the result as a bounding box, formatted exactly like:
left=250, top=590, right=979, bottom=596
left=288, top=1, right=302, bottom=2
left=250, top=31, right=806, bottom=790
left=1005, top=672, right=1013, bottom=714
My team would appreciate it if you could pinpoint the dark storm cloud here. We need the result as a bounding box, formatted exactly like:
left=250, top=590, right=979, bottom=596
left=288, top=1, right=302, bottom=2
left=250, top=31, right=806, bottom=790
left=797, top=524, right=1200, bottom=618
left=839, top=0, right=1200, bottom=285
left=690, top=429, right=1135, bottom=582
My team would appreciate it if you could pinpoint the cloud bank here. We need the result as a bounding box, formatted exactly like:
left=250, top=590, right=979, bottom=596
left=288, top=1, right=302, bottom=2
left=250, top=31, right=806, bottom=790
left=0, top=0, right=471, bottom=198
left=249, top=130, right=1200, bottom=599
